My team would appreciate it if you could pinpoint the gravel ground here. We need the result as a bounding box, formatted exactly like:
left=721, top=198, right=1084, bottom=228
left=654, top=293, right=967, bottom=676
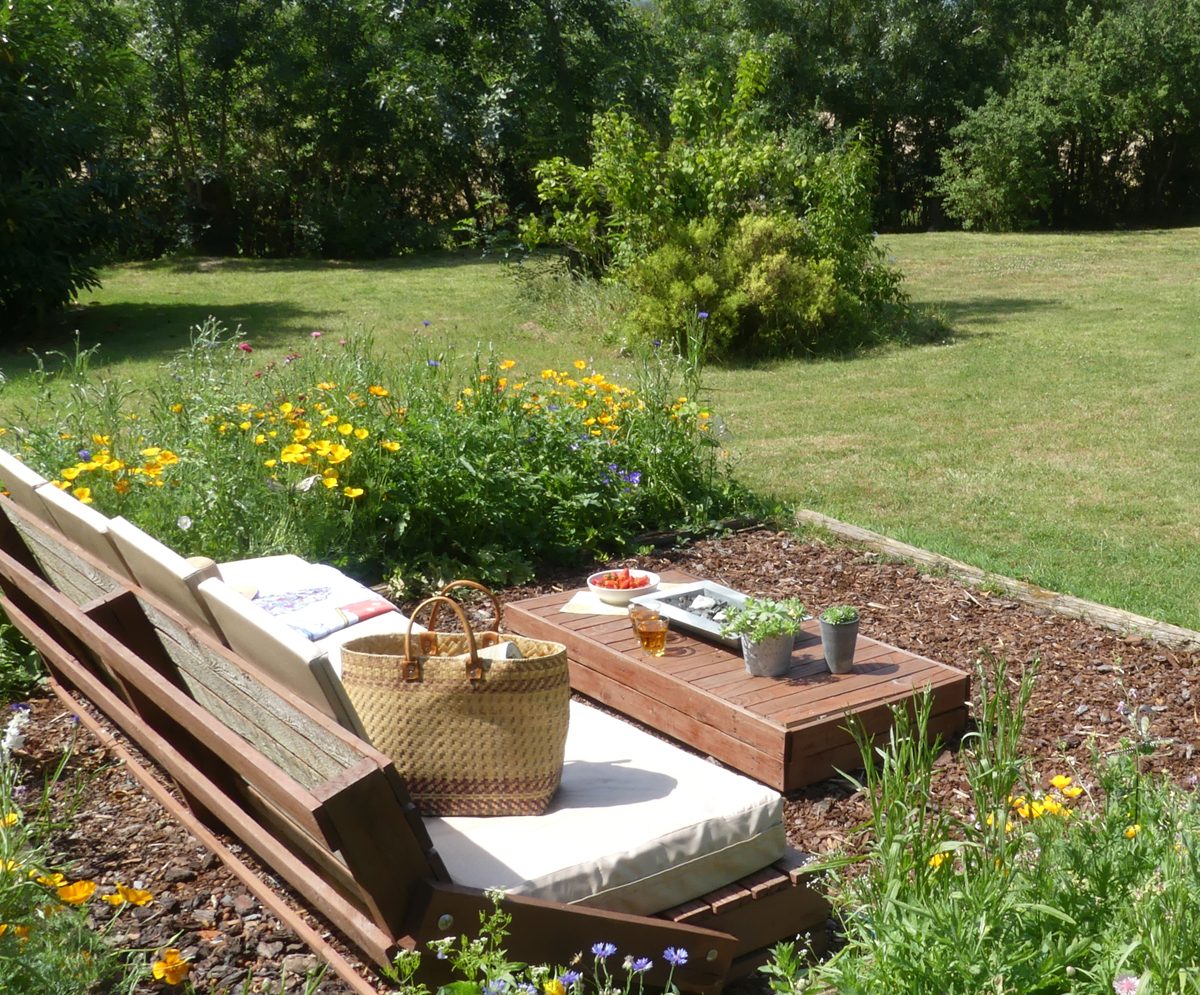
left=18, top=527, right=1200, bottom=992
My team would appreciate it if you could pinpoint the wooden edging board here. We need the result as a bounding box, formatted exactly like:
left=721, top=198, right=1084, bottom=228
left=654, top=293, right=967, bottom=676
left=795, top=509, right=1200, bottom=653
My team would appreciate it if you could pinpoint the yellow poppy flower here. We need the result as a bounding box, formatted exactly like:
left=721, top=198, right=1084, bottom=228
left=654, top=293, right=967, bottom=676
left=239, top=421, right=251, bottom=431
left=368, top=385, right=390, bottom=397
left=280, top=444, right=309, bottom=464
left=343, top=486, right=364, bottom=499
left=293, top=427, right=312, bottom=442
left=544, top=981, right=566, bottom=995
left=322, top=477, right=338, bottom=489
left=157, top=450, right=179, bottom=465
left=338, top=423, right=354, bottom=436
left=499, top=359, right=516, bottom=370
left=353, top=428, right=369, bottom=440
left=1051, top=775, right=1073, bottom=790
left=116, top=883, right=153, bottom=906
left=928, top=852, right=948, bottom=869
left=169, top=403, right=183, bottom=413
left=91, top=434, right=111, bottom=446
left=461, top=387, right=474, bottom=397
left=114, top=478, right=131, bottom=494
left=317, top=381, right=337, bottom=390
left=140, top=447, right=161, bottom=458
left=1125, top=824, right=1141, bottom=838
left=61, top=467, right=80, bottom=481
left=540, top=368, right=556, bottom=379
left=1063, top=785, right=1084, bottom=799
left=1, top=812, right=18, bottom=827
left=254, top=434, right=266, bottom=445
left=263, top=459, right=277, bottom=468
left=322, top=414, right=339, bottom=427
left=72, top=487, right=93, bottom=504
left=325, top=444, right=352, bottom=465
left=380, top=440, right=400, bottom=452
left=279, top=402, right=293, bottom=415
left=57, top=880, right=97, bottom=904
left=152, top=948, right=191, bottom=985
left=573, top=360, right=587, bottom=370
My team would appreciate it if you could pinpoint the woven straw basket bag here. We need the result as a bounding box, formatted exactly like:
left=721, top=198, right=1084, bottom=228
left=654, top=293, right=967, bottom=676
left=340, top=590, right=569, bottom=816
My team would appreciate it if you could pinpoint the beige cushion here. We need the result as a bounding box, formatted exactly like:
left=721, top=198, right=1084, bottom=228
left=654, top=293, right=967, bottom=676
left=197, top=576, right=366, bottom=734
left=36, top=484, right=135, bottom=579
left=424, top=700, right=786, bottom=915
left=0, top=449, right=54, bottom=522
left=107, top=516, right=220, bottom=628
left=214, top=554, right=308, bottom=598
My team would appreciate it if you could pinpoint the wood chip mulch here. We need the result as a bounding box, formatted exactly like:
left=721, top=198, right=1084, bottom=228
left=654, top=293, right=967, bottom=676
left=17, top=527, right=1200, bottom=992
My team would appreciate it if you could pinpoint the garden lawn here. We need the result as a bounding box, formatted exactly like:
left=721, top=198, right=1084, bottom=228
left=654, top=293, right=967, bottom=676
left=3, top=229, right=1199, bottom=627
left=717, top=228, right=1200, bottom=628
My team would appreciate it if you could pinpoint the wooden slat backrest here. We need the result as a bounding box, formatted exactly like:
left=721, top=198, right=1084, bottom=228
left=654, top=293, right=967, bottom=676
left=0, top=497, right=123, bottom=605
left=0, top=496, right=448, bottom=943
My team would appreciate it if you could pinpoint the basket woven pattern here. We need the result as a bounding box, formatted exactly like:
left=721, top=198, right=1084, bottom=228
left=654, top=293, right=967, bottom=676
left=341, top=632, right=569, bottom=816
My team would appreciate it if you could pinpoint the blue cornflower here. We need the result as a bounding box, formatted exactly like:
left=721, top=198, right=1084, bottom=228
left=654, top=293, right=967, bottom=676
left=607, top=462, right=620, bottom=473
left=9, top=703, right=30, bottom=712
left=422, top=320, right=431, bottom=326
left=697, top=311, right=709, bottom=320
left=652, top=339, right=661, bottom=348
left=427, top=359, right=441, bottom=367
left=568, top=441, right=581, bottom=452
left=631, top=957, right=652, bottom=973
left=483, top=981, right=508, bottom=995
left=517, top=985, right=538, bottom=995
left=559, top=971, right=582, bottom=986
left=621, top=470, right=641, bottom=487
left=547, top=403, right=560, bottom=412
left=77, top=449, right=90, bottom=461
left=663, top=947, right=688, bottom=966
left=592, top=941, right=617, bottom=959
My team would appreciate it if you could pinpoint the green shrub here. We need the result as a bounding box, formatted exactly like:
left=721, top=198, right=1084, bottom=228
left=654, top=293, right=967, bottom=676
left=6, top=320, right=753, bottom=591
left=774, top=657, right=1200, bottom=994
left=523, top=52, right=909, bottom=360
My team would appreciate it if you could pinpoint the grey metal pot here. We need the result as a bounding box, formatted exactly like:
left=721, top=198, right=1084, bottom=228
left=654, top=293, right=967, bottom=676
left=819, top=618, right=859, bottom=674
left=741, top=633, right=794, bottom=677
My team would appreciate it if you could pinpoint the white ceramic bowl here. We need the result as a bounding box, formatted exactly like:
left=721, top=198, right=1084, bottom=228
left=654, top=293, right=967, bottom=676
left=587, top=569, right=661, bottom=606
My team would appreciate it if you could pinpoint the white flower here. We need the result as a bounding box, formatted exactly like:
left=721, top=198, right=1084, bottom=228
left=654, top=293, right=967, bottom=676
left=177, top=515, right=193, bottom=531
left=1, top=707, right=31, bottom=760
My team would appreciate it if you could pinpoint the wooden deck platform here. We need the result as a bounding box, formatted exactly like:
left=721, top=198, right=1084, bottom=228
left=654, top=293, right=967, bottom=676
left=507, top=573, right=971, bottom=792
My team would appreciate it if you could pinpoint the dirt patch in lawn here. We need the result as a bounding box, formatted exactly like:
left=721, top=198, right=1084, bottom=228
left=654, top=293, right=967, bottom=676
left=17, top=527, right=1200, bottom=992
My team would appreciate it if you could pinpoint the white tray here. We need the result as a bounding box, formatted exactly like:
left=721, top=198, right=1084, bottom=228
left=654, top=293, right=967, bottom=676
left=629, top=580, right=749, bottom=650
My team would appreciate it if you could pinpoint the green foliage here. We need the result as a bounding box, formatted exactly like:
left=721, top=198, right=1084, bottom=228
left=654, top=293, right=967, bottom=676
left=7, top=319, right=752, bottom=592
left=0, top=709, right=139, bottom=992
left=0, top=0, right=144, bottom=329
left=0, top=621, right=43, bottom=704
left=384, top=889, right=691, bottom=995
left=526, top=54, right=907, bottom=359
left=773, top=655, right=1200, bottom=993
left=939, top=0, right=1200, bottom=230
left=818, top=604, right=858, bottom=625
left=720, top=596, right=806, bottom=643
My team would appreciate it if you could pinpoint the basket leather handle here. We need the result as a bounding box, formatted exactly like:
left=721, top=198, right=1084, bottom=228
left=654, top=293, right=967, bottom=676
left=429, top=579, right=503, bottom=634
left=404, top=595, right=483, bottom=682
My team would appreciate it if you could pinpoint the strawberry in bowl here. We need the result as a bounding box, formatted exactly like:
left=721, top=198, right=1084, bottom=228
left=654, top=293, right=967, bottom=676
left=587, top=568, right=661, bottom=606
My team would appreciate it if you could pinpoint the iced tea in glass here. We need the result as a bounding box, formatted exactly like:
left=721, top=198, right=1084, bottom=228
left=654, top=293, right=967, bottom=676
left=634, top=617, right=669, bottom=657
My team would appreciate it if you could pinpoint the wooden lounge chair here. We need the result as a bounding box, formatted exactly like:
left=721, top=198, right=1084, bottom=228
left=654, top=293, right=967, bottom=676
left=0, top=491, right=829, bottom=994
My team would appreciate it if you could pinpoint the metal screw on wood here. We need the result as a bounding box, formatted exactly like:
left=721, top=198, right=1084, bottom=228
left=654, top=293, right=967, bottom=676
left=437, top=914, right=454, bottom=930
left=706, top=948, right=719, bottom=961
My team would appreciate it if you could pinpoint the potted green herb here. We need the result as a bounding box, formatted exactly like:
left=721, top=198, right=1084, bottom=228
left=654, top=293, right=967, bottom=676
left=819, top=604, right=860, bottom=674
left=720, top=596, right=806, bottom=677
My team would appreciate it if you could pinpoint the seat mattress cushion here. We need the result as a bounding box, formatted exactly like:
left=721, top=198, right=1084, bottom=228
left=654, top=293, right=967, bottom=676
left=424, top=700, right=786, bottom=915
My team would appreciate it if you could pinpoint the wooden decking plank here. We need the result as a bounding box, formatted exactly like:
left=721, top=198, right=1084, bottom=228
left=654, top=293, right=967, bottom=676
left=571, top=669, right=785, bottom=787
left=767, top=664, right=969, bottom=726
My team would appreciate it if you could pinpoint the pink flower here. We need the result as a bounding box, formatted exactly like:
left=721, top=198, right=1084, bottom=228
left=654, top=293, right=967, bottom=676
left=237, top=342, right=253, bottom=353
left=1114, top=976, right=1141, bottom=995
left=310, top=330, right=322, bottom=339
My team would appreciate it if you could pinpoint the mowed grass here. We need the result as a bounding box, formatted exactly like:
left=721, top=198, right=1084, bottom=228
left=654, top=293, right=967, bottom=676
left=714, top=229, right=1200, bottom=627
left=3, top=231, right=1199, bottom=627
left=0, top=253, right=616, bottom=398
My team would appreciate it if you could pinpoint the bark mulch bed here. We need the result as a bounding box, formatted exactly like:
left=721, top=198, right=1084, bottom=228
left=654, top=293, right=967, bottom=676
left=17, top=528, right=1200, bottom=992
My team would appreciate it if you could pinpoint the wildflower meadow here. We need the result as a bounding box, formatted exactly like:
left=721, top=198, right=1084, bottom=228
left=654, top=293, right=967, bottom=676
left=3, top=319, right=757, bottom=592
left=781, top=658, right=1200, bottom=995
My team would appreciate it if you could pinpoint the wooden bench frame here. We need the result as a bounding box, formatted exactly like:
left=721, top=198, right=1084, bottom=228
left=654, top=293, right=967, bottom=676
left=0, top=496, right=828, bottom=993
